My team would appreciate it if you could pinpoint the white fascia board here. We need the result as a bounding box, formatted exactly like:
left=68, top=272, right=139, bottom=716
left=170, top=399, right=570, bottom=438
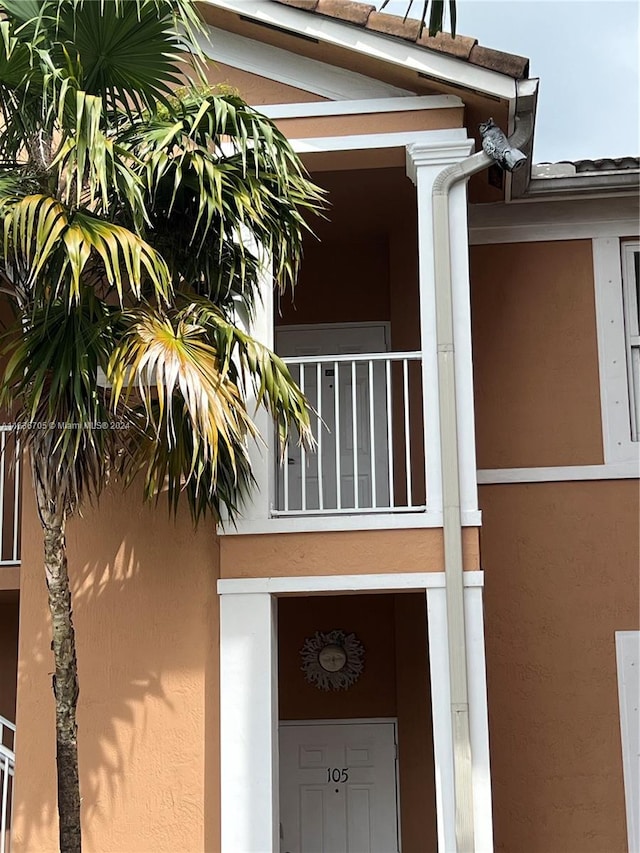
left=260, top=94, right=463, bottom=119
left=290, top=127, right=470, bottom=156
left=468, top=196, right=640, bottom=245
left=198, top=26, right=414, bottom=100
left=217, top=570, right=485, bottom=596
left=203, top=0, right=518, bottom=101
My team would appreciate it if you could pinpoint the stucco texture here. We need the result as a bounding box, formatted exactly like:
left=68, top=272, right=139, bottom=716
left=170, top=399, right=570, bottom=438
left=220, top=526, right=480, bottom=577
left=471, top=240, right=604, bottom=469
left=12, top=479, right=220, bottom=853
left=480, top=479, right=639, bottom=853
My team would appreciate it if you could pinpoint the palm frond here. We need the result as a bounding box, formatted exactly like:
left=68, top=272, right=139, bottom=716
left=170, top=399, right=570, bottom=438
left=0, top=293, right=117, bottom=514
left=3, top=193, right=171, bottom=303
left=380, top=0, right=456, bottom=37
left=122, top=90, right=325, bottom=311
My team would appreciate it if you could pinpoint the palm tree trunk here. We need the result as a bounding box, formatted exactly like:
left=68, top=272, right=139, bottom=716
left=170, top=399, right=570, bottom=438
left=38, top=493, right=82, bottom=853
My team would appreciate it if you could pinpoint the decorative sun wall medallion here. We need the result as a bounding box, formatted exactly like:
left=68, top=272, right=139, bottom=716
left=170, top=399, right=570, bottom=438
left=300, top=630, right=365, bottom=691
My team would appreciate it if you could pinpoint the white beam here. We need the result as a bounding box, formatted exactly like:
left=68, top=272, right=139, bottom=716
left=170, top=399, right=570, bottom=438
left=218, top=570, right=485, bottom=596
left=220, top=593, right=279, bottom=853
left=198, top=26, right=414, bottom=101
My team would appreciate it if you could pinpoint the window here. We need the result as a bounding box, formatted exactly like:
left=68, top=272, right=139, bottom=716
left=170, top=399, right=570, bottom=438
left=593, top=237, right=640, bottom=466
left=622, top=242, right=640, bottom=440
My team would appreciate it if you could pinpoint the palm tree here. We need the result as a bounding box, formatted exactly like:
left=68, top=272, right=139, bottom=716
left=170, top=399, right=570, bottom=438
left=0, top=1, right=323, bottom=850
left=380, top=0, right=457, bottom=37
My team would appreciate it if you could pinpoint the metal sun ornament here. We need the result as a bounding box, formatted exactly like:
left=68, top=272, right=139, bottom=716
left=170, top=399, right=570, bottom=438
left=300, top=630, right=365, bottom=691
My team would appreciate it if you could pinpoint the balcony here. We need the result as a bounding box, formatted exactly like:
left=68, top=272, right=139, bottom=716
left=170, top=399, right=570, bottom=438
left=275, top=350, right=425, bottom=519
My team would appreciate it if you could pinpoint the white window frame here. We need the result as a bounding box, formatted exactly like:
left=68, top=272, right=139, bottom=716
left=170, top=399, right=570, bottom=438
left=621, top=242, right=640, bottom=441
left=593, top=237, right=640, bottom=464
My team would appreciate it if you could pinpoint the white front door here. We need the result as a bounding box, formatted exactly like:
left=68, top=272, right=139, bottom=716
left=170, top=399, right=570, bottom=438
left=275, top=324, right=390, bottom=512
left=279, top=721, right=400, bottom=853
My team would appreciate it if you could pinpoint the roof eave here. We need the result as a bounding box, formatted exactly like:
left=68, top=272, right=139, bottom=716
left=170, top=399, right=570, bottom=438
left=202, top=0, right=526, bottom=102
left=525, top=172, right=640, bottom=198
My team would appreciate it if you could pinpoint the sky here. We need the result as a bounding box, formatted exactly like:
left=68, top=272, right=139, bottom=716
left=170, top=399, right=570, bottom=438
left=378, top=0, right=640, bottom=163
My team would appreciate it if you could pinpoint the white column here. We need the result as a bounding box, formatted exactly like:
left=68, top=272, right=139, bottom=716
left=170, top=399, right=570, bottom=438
left=406, top=138, right=479, bottom=520
left=427, top=579, right=494, bottom=853
left=233, top=242, right=274, bottom=524
left=426, top=585, right=456, bottom=852
left=220, top=592, right=279, bottom=853
left=464, top=584, right=494, bottom=852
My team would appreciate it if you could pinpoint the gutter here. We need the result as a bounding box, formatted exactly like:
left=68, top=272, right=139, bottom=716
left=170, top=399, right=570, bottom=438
left=432, top=111, right=534, bottom=852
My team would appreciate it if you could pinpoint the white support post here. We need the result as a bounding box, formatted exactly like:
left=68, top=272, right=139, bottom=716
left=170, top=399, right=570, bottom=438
left=427, top=582, right=493, bottom=853
left=220, top=593, right=279, bottom=853
left=426, top=585, right=456, bottom=853
left=234, top=241, right=274, bottom=524
left=406, top=139, right=479, bottom=517
left=464, top=585, right=494, bottom=852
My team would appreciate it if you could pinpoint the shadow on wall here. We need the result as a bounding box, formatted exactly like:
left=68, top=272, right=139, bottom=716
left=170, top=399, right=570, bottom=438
left=12, top=476, right=219, bottom=853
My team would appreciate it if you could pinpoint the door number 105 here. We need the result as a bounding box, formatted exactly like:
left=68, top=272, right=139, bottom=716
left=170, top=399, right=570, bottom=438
left=327, top=768, right=349, bottom=783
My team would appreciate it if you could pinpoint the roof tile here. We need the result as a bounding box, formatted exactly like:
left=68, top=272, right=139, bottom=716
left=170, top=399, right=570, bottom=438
left=365, top=9, right=421, bottom=42
left=316, top=0, right=374, bottom=25
left=274, top=0, right=319, bottom=10
left=269, top=0, right=530, bottom=80
left=417, top=30, right=477, bottom=60
left=468, top=44, right=529, bottom=79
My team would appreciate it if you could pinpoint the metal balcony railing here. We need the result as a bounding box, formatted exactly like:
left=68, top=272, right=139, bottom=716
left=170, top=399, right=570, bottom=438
left=0, top=715, right=15, bottom=853
left=0, top=428, right=20, bottom=566
left=275, top=352, right=426, bottom=517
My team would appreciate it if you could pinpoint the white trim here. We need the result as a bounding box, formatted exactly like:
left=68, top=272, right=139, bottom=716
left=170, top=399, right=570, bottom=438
left=468, top=197, right=639, bottom=245
left=622, top=242, right=640, bottom=441
left=476, top=461, right=639, bottom=484
left=470, top=219, right=639, bottom=245
left=220, top=509, right=482, bottom=536
left=218, top=571, right=484, bottom=597
left=199, top=26, right=413, bottom=101
left=593, top=237, right=638, bottom=464
left=616, top=631, right=640, bottom=853
left=204, top=0, right=519, bottom=101
left=292, top=128, right=470, bottom=157
left=260, top=94, right=463, bottom=119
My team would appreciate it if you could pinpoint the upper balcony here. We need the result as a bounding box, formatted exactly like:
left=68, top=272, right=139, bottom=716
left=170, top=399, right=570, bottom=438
left=276, top=337, right=425, bottom=520
left=226, top=154, right=481, bottom=536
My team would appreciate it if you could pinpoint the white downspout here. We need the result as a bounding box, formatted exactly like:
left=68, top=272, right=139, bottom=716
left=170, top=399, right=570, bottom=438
left=432, top=113, right=534, bottom=852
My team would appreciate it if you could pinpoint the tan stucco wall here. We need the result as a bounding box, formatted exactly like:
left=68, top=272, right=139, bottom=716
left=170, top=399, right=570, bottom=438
left=12, top=479, right=220, bottom=853
left=471, top=240, right=604, bottom=468
left=275, top=107, right=463, bottom=139
left=480, top=479, right=639, bottom=853
left=220, top=527, right=480, bottom=578
left=278, top=592, right=437, bottom=852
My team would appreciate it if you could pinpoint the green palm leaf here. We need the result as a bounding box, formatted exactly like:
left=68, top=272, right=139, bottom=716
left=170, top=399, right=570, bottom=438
left=3, top=194, right=171, bottom=303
